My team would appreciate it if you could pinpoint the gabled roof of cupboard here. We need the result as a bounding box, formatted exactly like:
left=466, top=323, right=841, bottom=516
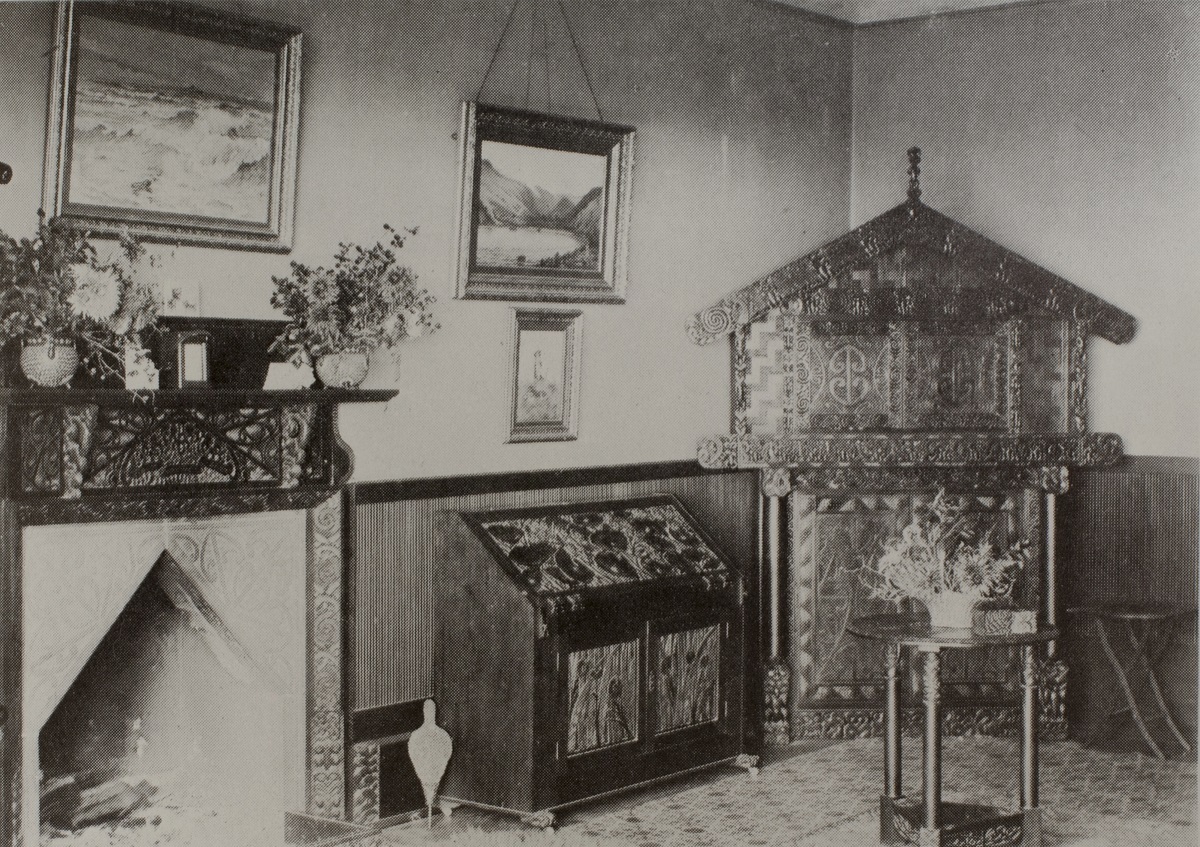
left=686, top=149, right=1136, bottom=346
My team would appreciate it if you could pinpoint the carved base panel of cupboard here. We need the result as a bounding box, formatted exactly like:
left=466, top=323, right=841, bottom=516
left=435, top=497, right=748, bottom=822
left=786, top=490, right=1066, bottom=740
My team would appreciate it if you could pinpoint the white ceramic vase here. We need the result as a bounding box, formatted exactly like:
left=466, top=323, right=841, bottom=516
left=315, top=351, right=369, bottom=388
left=20, top=336, right=78, bottom=387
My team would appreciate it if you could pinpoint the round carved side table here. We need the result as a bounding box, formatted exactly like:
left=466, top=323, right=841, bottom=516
left=848, top=614, right=1058, bottom=847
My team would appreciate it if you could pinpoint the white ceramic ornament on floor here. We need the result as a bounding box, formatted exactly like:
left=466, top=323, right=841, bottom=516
left=407, top=698, right=452, bottom=828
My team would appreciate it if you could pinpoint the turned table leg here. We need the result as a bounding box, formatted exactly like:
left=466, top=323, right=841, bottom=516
left=921, top=647, right=942, bottom=841
left=881, top=642, right=906, bottom=846
left=1021, top=645, right=1042, bottom=845
left=885, top=643, right=902, bottom=801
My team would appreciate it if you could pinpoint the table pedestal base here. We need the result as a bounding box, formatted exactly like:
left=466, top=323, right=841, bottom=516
left=882, top=797, right=1040, bottom=847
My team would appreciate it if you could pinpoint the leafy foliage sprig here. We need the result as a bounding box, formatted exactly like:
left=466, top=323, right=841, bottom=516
left=0, top=212, right=164, bottom=382
left=270, top=225, right=439, bottom=363
left=860, top=490, right=1027, bottom=605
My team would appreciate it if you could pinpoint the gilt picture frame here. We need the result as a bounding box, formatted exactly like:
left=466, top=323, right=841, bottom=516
left=455, top=102, right=634, bottom=303
left=508, top=308, right=582, bottom=443
left=42, top=0, right=302, bottom=252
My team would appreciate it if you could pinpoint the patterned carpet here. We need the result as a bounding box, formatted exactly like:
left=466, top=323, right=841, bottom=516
left=377, top=738, right=1196, bottom=847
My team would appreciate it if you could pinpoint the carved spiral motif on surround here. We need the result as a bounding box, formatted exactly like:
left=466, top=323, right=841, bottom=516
left=687, top=302, right=739, bottom=344
left=697, top=436, right=735, bottom=468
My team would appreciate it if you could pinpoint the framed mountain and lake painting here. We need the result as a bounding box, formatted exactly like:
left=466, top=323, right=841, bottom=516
left=42, top=1, right=302, bottom=252
left=455, top=103, right=635, bottom=303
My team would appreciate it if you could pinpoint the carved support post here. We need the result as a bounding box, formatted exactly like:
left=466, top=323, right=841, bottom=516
left=308, top=493, right=347, bottom=819
left=1, top=500, right=22, bottom=847
left=761, top=467, right=791, bottom=747
left=1044, top=492, right=1057, bottom=656
left=1038, top=489, right=1069, bottom=741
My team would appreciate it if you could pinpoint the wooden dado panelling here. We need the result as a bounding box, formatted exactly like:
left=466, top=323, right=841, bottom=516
left=1058, top=455, right=1199, bottom=744
left=346, top=462, right=758, bottom=735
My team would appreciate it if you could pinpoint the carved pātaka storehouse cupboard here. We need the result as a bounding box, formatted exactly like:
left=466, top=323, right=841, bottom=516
left=688, top=150, right=1134, bottom=743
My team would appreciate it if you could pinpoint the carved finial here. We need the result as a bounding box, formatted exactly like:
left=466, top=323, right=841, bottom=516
left=907, top=147, right=922, bottom=204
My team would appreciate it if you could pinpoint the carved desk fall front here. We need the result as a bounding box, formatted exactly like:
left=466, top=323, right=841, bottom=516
left=687, top=150, right=1134, bottom=746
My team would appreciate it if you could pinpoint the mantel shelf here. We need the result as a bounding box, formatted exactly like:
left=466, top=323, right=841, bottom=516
left=0, top=387, right=397, bottom=407
left=1, top=386, right=396, bottom=517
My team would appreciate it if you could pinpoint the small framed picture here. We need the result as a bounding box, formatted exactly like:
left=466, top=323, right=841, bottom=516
left=162, top=329, right=211, bottom=388
left=508, top=309, right=582, bottom=443
left=455, top=103, right=634, bottom=304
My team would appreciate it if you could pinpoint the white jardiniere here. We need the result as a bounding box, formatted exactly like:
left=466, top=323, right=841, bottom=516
left=19, top=336, right=79, bottom=387
left=924, top=591, right=978, bottom=630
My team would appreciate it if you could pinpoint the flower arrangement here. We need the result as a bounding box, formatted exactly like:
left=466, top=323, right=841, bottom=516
left=269, top=225, right=438, bottom=367
left=861, top=490, right=1027, bottom=614
left=0, top=212, right=165, bottom=384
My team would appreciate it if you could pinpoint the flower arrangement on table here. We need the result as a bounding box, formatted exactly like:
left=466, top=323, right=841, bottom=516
left=860, top=490, right=1029, bottom=630
left=270, top=224, right=439, bottom=387
left=0, top=212, right=166, bottom=387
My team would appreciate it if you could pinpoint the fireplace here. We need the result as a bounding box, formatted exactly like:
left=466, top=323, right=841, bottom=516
left=0, top=388, right=393, bottom=847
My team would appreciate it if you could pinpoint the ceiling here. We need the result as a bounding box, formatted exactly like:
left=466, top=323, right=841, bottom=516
left=775, top=0, right=1034, bottom=25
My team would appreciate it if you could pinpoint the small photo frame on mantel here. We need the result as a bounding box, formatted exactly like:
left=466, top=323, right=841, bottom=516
left=508, top=309, right=582, bottom=443
left=455, top=103, right=635, bottom=304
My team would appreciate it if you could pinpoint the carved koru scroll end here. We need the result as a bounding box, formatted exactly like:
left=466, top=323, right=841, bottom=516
left=1035, top=656, right=1069, bottom=741
left=763, top=657, right=792, bottom=747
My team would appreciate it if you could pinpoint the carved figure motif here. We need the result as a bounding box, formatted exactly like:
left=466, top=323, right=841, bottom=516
left=763, top=658, right=791, bottom=747
left=1035, top=657, right=1069, bottom=741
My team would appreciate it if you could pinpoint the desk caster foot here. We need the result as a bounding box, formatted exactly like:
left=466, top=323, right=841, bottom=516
left=521, top=810, right=555, bottom=831
left=735, top=753, right=760, bottom=778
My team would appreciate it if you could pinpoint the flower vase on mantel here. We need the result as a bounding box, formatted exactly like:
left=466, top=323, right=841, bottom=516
left=315, top=350, right=370, bottom=388
left=268, top=225, right=439, bottom=391
left=20, top=335, right=79, bottom=387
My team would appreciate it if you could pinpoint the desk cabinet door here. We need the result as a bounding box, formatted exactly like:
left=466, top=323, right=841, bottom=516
left=652, top=621, right=722, bottom=735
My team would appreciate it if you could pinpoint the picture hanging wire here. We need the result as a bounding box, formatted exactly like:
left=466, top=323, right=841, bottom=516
left=474, top=0, right=605, bottom=122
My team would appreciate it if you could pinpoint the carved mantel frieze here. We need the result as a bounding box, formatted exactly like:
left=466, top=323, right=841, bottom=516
left=1, top=388, right=393, bottom=521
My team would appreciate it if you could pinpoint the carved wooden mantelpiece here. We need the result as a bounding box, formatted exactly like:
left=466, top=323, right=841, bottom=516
left=1, top=388, right=391, bottom=523
left=0, top=387, right=394, bottom=846
left=689, top=151, right=1134, bottom=744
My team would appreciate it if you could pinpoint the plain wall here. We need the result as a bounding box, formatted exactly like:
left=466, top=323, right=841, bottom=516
left=852, top=0, right=1200, bottom=458
left=0, top=0, right=854, bottom=481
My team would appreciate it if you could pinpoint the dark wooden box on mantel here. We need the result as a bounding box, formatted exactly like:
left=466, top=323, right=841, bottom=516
left=435, top=495, right=746, bottom=822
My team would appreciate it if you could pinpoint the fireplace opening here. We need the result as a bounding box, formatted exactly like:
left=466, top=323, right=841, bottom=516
left=38, top=552, right=293, bottom=846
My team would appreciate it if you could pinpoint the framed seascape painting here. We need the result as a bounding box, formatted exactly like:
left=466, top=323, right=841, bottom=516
left=455, top=103, right=635, bottom=303
left=508, top=309, right=582, bottom=443
left=42, top=1, right=302, bottom=252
